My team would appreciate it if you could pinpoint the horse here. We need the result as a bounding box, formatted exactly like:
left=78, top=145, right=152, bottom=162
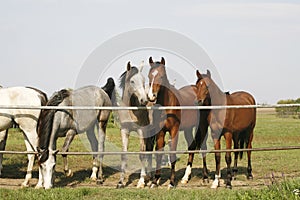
left=147, top=57, right=209, bottom=189
left=0, top=86, right=47, bottom=187
left=195, top=70, right=256, bottom=189
left=37, top=78, right=115, bottom=189
left=117, top=61, right=155, bottom=188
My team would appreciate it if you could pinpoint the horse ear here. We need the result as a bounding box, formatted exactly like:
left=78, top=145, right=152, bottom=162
left=127, top=61, right=131, bottom=71
left=196, top=70, right=203, bottom=79
left=161, top=57, right=165, bottom=65
left=139, top=60, right=144, bottom=72
left=149, top=57, right=153, bottom=65
left=207, top=70, right=211, bottom=78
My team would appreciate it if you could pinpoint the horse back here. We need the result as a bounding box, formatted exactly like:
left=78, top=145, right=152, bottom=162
left=225, top=91, right=256, bottom=132
left=178, top=85, right=199, bottom=129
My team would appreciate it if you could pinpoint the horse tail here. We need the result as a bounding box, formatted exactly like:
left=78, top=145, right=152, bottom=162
left=37, top=89, right=70, bottom=153
left=26, top=86, right=48, bottom=106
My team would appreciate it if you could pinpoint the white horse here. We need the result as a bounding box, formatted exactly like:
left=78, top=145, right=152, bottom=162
left=0, top=86, right=47, bottom=187
left=116, top=61, right=155, bottom=188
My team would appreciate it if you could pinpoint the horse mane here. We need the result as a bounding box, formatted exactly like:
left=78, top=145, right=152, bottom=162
left=37, top=89, right=70, bottom=156
left=102, top=77, right=115, bottom=99
left=119, top=66, right=139, bottom=91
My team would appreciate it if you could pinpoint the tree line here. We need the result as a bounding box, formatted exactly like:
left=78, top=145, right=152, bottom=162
left=276, top=98, right=300, bottom=118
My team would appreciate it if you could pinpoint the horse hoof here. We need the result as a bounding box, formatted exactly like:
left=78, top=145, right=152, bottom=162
left=203, top=178, right=209, bottom=184
left=150, top=183, right=158, bottom=189
left=90, top=176, right=97, bottom=181
left=167, top=184, right=175, bottom=190
left=210, top=180, right=219, bottom=189
left=21, top=183, right=30, bottom=188
left=247, top=175, right=253, bottom=180
left=35, top=185, right=43, bottom=189
left=137, top=182, right=145, bottom=188
left=116, top=183, right=125, bottom=189
left=232, top=176, right=236, bottom=181
left=226, top=184, right=232, bottom=189
left=96, top=179, right=104, bottom=185
left=181, top=179, right=188, bottom=184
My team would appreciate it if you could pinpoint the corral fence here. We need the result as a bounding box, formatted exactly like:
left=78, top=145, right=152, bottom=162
left=0, top=104, right=300, bottom=156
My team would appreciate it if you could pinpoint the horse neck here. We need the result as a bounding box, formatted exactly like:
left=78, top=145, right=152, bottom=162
left=156, top=79, right=178, bottom=106
left=121, top=84, right=133, bottom=106
left=209, top=81, right=227, bottom=105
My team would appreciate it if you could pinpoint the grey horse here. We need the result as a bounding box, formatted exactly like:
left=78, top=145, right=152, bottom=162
left=37, top=78, right=115, bottom=189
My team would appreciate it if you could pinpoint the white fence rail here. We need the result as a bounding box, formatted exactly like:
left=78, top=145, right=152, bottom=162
left=0, top=103, right=299, bottom=110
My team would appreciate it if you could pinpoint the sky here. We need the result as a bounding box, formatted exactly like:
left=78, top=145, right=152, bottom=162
left=0, top=0, right=300, bottom=104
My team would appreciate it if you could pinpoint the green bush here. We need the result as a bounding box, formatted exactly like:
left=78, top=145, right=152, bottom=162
left=276, top=98, right=300, bottom=118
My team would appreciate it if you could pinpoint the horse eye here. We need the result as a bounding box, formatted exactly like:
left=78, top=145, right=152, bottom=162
left=130, top=80, right=134, bottom=84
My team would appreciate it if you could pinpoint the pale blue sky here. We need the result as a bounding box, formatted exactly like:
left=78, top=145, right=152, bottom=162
left=0, top=0, right=299, bottom=104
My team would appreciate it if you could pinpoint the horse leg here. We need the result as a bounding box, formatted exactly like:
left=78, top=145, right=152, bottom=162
left=199, top=117, right=209, bottom=183
left=145, top=129, right=155, bottom=178
left=181, top=128, right=195, bottom=184
left=137, top=128, right=147, bottom=188
left=168, top=127, right=179, bottom=189
left=150, top=130, right=165, bottom=188
left=21, top=129, right=38, bottom=188
left=246, top=130, right=254, bottom=180
left=61, top=129, right=76, bottom=178
left=224, top=132, right=233, bottom=189
left=97, top=121, right=107, bottom=185
left=0, top=130, right=8, bottom=177
left=233, top=138, right=239, bottom=180
left=86, top=127, right=99, bottom=181
left=117, top=128, right=129, bottom=188
left=201, top=134, right=209, bottom=183
left=211, top=137, right=221, bottom=189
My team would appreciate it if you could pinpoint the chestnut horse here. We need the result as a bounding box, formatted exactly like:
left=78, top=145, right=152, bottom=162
left=195, top=70, right=256, bottom=189
left=147, top=57, right=209, bottom=189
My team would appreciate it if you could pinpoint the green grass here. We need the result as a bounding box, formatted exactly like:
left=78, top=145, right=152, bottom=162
left=1, top=179, right=300, bottom=200
left=1, top=110, right=300, bottom=199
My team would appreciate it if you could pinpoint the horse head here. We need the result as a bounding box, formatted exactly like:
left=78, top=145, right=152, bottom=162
left=148, top=57, right=167, bottom=102
left=195, top=70, right=212, bottom=106
left=37, top=147, right=59, bottom=189
left=120, top=61, right=148, bottom=106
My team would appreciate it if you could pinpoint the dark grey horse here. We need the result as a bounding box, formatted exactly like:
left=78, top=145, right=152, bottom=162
left=37, top=78, right=115, bottom=189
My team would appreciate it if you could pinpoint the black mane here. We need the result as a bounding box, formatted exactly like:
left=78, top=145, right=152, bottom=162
left=37, top=89, right=70, bottom=162
left=102, top=77, right=115, bottom=99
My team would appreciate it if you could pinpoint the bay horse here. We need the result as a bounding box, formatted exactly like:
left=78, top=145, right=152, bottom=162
left=0, top=86, right=47, bottom=187
left=147, top=57, right=209, bottom=189
left=37, top=79, right=114, bottom=189
left=117, top=61, right=154, bottom=188
left=195, top=70, right=256, bottom=189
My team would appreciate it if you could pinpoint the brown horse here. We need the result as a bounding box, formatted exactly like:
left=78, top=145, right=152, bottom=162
left=147, top=57, right=209, bottom=189
left=195, top=70, right=256, bottom=189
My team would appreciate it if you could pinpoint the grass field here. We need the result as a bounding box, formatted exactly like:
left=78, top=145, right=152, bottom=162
left=0, top=109, right=300, bottom=199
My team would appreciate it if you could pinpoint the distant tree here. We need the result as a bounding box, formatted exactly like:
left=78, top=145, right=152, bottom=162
left=276, top=98, right=300, bottom=118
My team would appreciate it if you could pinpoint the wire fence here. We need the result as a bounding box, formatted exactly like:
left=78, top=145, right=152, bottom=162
left=0, top=103, right=299, bottom=156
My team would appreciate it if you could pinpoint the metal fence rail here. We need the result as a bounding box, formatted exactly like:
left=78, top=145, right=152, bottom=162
left=0, top=103, right=299, bottom=110
left=1, top=146, right=300, bottom=156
